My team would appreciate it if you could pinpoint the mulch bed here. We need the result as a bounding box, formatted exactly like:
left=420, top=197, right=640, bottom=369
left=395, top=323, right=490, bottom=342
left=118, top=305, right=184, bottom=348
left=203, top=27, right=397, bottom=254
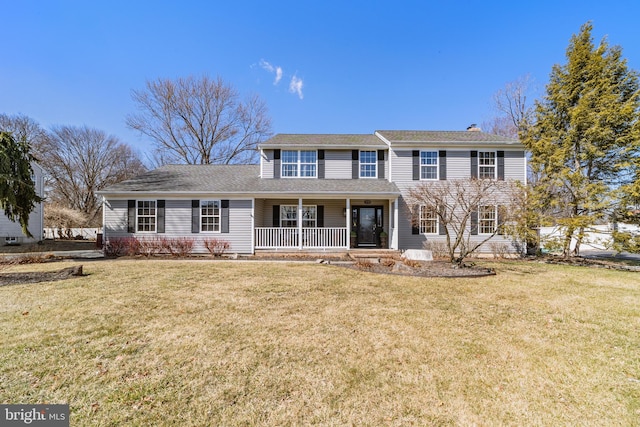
left=0, top=266, right=84, bottom=286
left=335, top=259, right=496, bottom=278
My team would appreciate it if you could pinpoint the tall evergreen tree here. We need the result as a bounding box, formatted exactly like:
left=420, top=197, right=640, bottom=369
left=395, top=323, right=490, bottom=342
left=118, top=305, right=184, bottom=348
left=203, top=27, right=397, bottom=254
left=522, top=22, right=640, bottom=256
left=0, top=131, right=42, bottom=237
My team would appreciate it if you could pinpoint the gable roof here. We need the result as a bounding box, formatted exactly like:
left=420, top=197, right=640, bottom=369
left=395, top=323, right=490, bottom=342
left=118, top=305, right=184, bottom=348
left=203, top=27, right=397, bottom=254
left=260, top=134, right=388, bottom=149
left=375, top=130, right=521, bottom=147
left=99, top=164, right=400, bottom=197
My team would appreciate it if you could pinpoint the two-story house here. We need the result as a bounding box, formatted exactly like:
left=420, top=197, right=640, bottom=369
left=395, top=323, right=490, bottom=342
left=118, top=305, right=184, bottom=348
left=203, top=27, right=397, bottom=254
left=98, top=129, right=526, bottom=254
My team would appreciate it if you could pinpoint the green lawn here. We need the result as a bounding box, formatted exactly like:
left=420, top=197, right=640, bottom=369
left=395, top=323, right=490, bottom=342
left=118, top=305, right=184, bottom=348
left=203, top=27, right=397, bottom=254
left=1, top=259, right=638, bottom=425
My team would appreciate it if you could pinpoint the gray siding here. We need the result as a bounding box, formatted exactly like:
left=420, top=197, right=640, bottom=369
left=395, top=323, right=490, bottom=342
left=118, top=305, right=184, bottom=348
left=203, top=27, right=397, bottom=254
left=103, top=198, right=253, bottom=254
left=505, top=150, right=526, bottom=182
left=262, top=150, right=274, bottom=178
left=0, top=163, right=45, bottom=243
left=325, top=150, right=352, bottom=179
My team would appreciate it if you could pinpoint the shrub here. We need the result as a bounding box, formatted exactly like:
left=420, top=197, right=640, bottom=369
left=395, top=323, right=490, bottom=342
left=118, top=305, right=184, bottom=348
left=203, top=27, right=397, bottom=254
left=355, top=259, right=374, bottom=270
left=203, top=238, right=231, bottom=257
left=138, top=238, right=165, bottom=257
left=380, top=258, right=396, bottom=268
left=167, top=237, right=195, bottom=257
left=105, top=237, right=140, bottom=257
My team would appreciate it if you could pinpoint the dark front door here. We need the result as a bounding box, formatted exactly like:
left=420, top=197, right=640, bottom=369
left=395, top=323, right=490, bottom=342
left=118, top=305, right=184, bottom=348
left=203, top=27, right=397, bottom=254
left=353, top=206, right=383, bottom=247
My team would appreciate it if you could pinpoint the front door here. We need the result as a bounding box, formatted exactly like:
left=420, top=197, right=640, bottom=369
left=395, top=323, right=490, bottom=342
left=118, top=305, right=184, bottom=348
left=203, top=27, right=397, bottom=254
left=353, top=206, right=383, bottom=247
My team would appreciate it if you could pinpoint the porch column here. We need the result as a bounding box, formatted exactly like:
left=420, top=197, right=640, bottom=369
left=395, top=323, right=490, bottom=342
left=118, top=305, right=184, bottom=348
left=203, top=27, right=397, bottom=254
left=298, top=198, right=303, bottom=250
left=346, top=198, right=351, bottom=249
left=392, top=198, right=399, bottom=250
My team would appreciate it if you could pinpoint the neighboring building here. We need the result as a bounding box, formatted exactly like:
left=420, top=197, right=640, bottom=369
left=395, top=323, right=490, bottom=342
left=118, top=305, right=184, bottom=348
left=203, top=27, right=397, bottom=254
left=0, top=163, right=45, bottom=244
left=98, top=129, right=526, bottom=254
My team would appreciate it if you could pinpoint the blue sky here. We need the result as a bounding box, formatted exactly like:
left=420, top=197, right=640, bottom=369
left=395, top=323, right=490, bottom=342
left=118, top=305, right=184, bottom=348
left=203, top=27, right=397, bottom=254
left=2, top=1, right=639, bottom=158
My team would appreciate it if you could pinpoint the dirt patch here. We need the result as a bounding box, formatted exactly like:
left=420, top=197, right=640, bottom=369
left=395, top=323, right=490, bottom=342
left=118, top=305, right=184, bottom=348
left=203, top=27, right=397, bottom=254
left=0, top=266, right=84, bottom=286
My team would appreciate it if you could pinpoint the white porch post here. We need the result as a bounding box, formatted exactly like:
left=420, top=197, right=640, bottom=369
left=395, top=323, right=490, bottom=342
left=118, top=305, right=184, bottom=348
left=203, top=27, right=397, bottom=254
left=298, top=198, right=303, bottom=250
left=392, top=198, right=399, bottom=250
left=346, top=198, right=351, bottom=249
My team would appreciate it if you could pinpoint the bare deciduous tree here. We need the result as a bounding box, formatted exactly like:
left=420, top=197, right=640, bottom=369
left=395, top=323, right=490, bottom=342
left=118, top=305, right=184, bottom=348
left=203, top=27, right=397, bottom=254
left=482, top=74, right=535, bottom=138
left=42, top=125, right=147, bottom=226
left=126, top=75, right=272, bottom=165
left=407, top=179, right=521, bottom=265
left=44, top=204, right=88, bottom=239
left=0, top=113, right=48, bottom=158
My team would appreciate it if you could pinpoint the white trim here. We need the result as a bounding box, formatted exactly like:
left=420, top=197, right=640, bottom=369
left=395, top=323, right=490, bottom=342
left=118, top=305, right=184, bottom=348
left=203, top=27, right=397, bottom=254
left=359, top=150, right=377, bottom=179
left=200, top=199, right=221, bottom=233
left=419, top=150, right=439, bottom=181
left=281, top=149, right=318, bottom=178
left=478, top=150, right=497, bottom=180
left=419, top=205, right=439, bottom=234
left=478, top=205, right=498, bottom=235
left=136, top=199, right=157, bottom=233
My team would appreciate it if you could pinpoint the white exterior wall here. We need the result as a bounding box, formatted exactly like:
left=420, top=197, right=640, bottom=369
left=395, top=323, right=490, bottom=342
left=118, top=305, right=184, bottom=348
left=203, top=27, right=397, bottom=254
left=0, top=163, right=44, bottom=244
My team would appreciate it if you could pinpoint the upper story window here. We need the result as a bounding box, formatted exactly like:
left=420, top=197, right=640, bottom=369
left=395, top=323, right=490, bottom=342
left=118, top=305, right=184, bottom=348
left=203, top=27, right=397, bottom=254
left=201, top=200, right=221, bottom=232
left=137, top=200, right=156, bottom=232
left=419, top=205, right=439, bottom=234
left=478, top=151, right=496, bottom=179
left=478, top=205, right=497, bottom=234
left=360, top=150, right=377, bottom=178
left=282, top=150, right=317, bottom=178
left=420, top=151, right=438, bottom=180
left=280, top=205, right=317, bottom=227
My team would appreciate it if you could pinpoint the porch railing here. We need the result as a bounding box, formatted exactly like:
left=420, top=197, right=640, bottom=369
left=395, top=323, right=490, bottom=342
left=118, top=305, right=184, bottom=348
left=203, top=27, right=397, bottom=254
left=255, top=227, right=347, bottom=249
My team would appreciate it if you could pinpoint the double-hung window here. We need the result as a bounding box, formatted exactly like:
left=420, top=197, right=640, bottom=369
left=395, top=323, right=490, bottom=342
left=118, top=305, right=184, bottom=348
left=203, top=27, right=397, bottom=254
left=478, top=151, right=496, bottom=179
left=420, top=205, right=439, bottom=234
left=420, top=151, right=438, bottom=180
left=478, top=205, right=497, bottom=234
left=137, top=200, right=156, bottom=232
left=280, top=205, right=317, bottom=227
left=282, top=150, right=317, bottom=178
left=201, top=200, right=221, bottom=232
left=360, top=150, right=377, bottom=178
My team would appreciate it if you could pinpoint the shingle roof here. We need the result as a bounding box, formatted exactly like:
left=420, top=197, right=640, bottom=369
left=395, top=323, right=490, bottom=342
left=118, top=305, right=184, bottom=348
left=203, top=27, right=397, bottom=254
left=376, top=130, right=520, bottom=145
left=260, top=134, right=388, bottom=148
left=99, top=164, right=400, bottom=196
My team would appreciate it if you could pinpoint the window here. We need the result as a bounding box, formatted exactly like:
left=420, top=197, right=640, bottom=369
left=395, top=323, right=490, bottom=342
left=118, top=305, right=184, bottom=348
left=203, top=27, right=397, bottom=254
left=360, top=150, right=377, bottom=178
left=420, top=151, right=438, bottom=180
left=478, top=205, right=497, bottom=234
left=280, top=205, right=317, bottom=227
left=420, top=205, right=439, bottom=234
left=137, top=200, right=156, bottom=232
left=201, top=200, right=220, bottom=232
left=478, top=151, right=496, bottom=179
left=282, top=150, right=317, bottom=177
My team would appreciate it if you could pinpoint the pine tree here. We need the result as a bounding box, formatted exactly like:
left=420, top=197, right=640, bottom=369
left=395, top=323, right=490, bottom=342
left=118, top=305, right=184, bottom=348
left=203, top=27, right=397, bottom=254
left=0, top=131, right=42, bottom=237
left=522, top=22, right=640, bottom=256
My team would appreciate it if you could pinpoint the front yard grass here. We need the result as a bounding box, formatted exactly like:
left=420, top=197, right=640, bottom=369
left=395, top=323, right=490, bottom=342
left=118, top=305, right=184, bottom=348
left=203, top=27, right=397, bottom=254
left=1, top=259, right=638, bottom=425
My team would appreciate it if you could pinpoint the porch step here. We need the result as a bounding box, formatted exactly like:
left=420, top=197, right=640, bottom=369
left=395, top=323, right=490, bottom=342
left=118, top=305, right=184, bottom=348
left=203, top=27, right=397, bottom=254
left=348, top=249, right=401, bottom=261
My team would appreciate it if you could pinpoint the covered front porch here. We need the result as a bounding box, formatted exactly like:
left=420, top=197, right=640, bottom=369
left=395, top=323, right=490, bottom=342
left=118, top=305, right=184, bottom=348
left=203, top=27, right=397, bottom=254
left=253, top=197, right=399, bottom=251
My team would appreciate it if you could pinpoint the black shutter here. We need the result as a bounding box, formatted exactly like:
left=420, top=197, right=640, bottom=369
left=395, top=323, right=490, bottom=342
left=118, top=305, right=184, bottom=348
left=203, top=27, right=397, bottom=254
left=411, top=206, right=419, bottom=235
left=438, top=207, right=446, bottom=235
left=439, top=150, right=447, bottom=180
left=317, top=205, right=324, bottom=227
left=274, top=149, right=281, bottom=179
left=412, top=150, right=420, bottom=180
left=470, top=151, right=478, bottom=179
left=318, top=150, right=325, bottom=179
left=157, top=200, right=165, bottom=233
left=272, top=205, right=280, bottom=227
left=470, top=209, right=478, bottom=235
left=191, top=200, right=200, bottom=233
left=377, top=150, right=385, bottom=179
left=127, top=200, right=136, bottom=233
left=221, top=200, right=229, bottom=233
left=352, top=150, right=359, bottom=179
left=497, top=205, right=504, bottom=235
left=497, top=151, right=505, bottom=180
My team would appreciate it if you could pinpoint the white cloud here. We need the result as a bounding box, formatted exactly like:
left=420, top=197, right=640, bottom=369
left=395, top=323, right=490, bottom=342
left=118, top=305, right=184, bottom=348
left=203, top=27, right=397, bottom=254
left=289, top=75, right=304, bottom=100
left=259, top=59, right=283, bottom=85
